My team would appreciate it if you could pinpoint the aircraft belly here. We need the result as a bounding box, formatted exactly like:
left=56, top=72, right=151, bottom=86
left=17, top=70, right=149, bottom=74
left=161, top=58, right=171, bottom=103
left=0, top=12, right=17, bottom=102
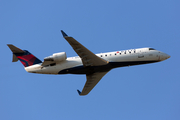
left=58, top=60, right=159, bottom=75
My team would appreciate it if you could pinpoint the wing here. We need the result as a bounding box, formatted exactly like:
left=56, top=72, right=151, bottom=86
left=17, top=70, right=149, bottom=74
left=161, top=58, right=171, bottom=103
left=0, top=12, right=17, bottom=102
left=61, top=30, right=110, bottom=96
left=61, top=30, right=108, bottom=67
left=78, top=71, right=109, bottom=96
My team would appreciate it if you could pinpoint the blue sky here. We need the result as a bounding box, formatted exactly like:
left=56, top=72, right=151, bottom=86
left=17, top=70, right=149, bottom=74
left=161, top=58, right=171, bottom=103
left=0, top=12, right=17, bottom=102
left=0, top=0, right=179, bottom=120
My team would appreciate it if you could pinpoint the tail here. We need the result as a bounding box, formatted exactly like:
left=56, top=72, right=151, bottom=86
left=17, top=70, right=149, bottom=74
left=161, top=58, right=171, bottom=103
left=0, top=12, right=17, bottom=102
left=7, top=44, right=42, bottom=67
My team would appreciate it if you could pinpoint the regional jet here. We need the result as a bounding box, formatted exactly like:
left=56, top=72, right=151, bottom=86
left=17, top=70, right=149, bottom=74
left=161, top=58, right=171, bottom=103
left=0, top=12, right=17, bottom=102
left=7, top=30, right=170, bottom=96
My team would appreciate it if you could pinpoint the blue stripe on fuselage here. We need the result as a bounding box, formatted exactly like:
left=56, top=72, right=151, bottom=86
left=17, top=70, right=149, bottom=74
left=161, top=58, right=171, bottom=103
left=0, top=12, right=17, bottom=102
left=58, top=60, right=159, bottom=75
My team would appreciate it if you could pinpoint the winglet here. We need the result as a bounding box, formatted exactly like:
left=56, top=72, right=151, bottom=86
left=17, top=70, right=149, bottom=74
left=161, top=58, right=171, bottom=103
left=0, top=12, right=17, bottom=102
left=61, top=30, right=68, bottom=37
left=77, top=89, right=82, bottom=95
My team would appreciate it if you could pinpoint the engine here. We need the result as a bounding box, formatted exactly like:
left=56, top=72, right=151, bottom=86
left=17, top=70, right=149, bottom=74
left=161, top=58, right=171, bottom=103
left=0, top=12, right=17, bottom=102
left=44, top=52, right=67, bottom=62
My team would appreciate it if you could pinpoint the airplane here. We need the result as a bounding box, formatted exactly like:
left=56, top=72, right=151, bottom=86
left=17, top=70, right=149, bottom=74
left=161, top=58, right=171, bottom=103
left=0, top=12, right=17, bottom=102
left=7, top=30, right=170, bottom=96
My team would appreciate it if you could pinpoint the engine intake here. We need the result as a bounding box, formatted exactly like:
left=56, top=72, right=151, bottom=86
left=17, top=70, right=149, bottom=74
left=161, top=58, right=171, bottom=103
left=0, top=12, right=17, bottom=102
left=44, top=52, right=67, bottom=62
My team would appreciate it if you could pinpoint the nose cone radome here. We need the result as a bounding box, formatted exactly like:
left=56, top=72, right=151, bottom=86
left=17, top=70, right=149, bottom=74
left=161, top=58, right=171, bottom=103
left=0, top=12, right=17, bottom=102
left=166, top=54, right=171, bottom=59
left=160, top=53, right=170, bottom=61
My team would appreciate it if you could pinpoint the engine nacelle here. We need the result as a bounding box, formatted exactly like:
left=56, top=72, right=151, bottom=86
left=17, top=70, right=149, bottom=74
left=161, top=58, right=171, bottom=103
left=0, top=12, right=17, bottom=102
left=44, top=52, right=67, bottom=62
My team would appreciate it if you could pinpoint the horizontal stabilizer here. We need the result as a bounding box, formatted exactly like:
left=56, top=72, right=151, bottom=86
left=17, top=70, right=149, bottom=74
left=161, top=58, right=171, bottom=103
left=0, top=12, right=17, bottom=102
left=7, top=44, right=25, bottom=53
left=7, top=44, right=25, bottom=62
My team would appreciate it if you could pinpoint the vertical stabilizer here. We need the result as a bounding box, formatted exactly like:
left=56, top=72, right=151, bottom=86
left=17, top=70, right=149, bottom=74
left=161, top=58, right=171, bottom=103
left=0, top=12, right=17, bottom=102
left=7, top=44, right=42, bottom=67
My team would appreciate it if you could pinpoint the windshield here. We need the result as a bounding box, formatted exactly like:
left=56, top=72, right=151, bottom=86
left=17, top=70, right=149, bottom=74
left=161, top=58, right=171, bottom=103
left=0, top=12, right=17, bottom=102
left=149, top=48, right=156, bottom=50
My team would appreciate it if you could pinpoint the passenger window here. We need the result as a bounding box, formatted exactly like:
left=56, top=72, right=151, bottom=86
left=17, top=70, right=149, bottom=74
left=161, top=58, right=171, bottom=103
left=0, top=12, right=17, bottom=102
left=105, top=55, right=107, bottom=57
left=115, top=53, right=116, bottom=55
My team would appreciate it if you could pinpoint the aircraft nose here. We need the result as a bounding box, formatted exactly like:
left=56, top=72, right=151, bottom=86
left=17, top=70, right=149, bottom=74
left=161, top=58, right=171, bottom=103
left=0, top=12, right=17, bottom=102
left=166, top=54, right=171, bottom=59
left=164, top=53, right=170, bottom=59
left=160, top=53, right=170, bottom=61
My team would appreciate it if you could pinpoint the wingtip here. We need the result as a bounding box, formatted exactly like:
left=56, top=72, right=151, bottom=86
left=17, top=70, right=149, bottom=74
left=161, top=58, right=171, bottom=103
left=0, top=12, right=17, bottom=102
left=77, top=89, right=82, bottom=95
left=7, top=44, right=13, bottom=48
left=61, top=30, right=68, bottom=37
left=7, top=44, right=12, bottom=46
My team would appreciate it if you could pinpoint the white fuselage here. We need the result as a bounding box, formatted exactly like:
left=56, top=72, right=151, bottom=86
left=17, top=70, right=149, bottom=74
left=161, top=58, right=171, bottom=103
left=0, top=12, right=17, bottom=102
left=25, top=47, right=170, bottom=75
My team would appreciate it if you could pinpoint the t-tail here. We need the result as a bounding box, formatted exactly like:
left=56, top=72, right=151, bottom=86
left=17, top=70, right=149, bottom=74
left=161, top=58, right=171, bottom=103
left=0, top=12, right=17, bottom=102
left=7, top=44, right=42, bottom=67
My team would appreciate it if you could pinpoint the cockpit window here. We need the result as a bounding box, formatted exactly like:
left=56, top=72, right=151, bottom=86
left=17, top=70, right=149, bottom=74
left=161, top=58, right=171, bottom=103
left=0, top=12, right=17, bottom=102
left=149, top=48, right=156, bottom=50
